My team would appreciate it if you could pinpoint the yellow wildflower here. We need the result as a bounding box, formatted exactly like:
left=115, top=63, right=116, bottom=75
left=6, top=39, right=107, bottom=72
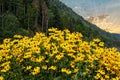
left=32, top=67, right=40, bottom=75
left=0, top=76, right=4, bottom=80
left=42, top=65, right=47, bottom=70
left=94, top=73, right=101, bottom=79
left=35, top=56, right=45, bottom=62
left=1, top=65, right=11, bottom=72
left=99, top=42, right=104, bottom=47
left=48, top=66, right=57, bottom=70
left=13, top=35, right=23, bottom=38
left=105, top=75, right=109, bottom=79
left=74, top=68, right=79, bottom=73
left=93, top=38, right=101, bottom=42
left=26, top=66, right=32, bottom=70
left=23, top=52, right=32, bottom=59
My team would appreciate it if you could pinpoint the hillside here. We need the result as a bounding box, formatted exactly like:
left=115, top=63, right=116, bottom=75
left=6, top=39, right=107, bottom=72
left=0, top=0, right=120, bottom=47
left=46, top=0, right=120, bottom=47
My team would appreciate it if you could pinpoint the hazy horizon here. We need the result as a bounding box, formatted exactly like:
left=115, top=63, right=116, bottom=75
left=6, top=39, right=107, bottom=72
left=60, top=0, right=120, bottom=33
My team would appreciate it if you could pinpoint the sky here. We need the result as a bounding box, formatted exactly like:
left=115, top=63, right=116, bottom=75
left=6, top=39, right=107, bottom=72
left=60, top=0, right=120, bottom=33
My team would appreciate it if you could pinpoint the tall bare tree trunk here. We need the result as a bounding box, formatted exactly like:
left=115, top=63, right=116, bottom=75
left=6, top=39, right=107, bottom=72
left=1, top=3, right=3, bottom=29
left=32, top=0, right=40, bottom=31
left=42, top=1, right=48, bottom=32
left=32, top=0, right=48, bottom=32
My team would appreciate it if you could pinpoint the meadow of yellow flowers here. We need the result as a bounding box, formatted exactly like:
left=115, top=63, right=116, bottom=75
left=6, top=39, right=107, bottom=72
left=0, top=28, right=120, bottom=80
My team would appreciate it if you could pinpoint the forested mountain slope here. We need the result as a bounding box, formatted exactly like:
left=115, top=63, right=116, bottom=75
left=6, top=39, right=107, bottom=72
left=46, top=0, right=120, bottom=47
left=0, top=0, right=120, bottom=47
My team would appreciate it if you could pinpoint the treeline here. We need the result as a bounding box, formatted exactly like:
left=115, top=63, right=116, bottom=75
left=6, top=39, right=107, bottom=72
left=0, top=0, right=120, bottom=47
left=0, top=0, right=65, bottom=38
left=0, top=0, right=48, bottom=38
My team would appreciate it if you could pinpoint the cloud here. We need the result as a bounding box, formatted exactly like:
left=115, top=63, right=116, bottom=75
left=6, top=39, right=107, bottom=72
left=74, top=6, right=79, bottom=9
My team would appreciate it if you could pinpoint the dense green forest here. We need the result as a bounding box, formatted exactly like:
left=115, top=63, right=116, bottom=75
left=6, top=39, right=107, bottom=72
left=0, top=0, right=120, bottom=47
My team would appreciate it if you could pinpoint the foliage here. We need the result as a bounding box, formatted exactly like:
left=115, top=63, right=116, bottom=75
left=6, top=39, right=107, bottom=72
left=0, top=0, right=120, bottom=47
left=0, top=28, right=120, bottom=80
left=1, top=12, right=20, bottom=37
